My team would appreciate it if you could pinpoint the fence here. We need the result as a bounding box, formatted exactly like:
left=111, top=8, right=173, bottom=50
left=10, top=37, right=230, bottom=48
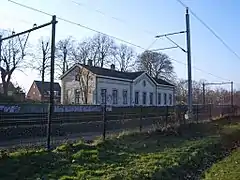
left=0, top=103, right=238, bottom=149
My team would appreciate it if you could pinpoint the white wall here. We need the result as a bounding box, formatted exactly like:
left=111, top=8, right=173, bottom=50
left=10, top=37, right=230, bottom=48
left=157, top=86, right=174, bottom=106
left=96, top=77, right=131, bottom=106
left=132, top=73, right=156, bottom=106
left=61, top=67, right=175, bottom=107
left=61, top=66, right=96, bottom=105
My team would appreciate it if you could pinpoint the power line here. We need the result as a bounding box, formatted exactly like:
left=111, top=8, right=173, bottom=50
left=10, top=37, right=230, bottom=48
left=8, top=0, right=232, bottom=82
left=70, top=0, right=156, bottom=36
left=8, top=0, right=145, bottom=50
left=176, top=0, right=240, bottom=61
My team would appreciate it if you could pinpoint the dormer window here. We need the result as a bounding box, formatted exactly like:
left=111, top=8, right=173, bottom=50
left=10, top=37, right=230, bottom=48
left=75, top=74, right=80, bottom=81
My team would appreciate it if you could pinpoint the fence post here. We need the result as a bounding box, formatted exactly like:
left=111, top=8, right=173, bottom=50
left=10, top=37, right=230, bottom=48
left=165, top=106, right=169, bottom=126
left=196, top=104, right=199, bottom=123
left=139, top=106, right=143, bottom=132
left=209, top=104, right=212, bottom=121
left=102, top=104, right=107, bottom=141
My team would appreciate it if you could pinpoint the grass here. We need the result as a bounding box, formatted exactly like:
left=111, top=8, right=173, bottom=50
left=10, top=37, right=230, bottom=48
left=0, top=118, right=239, bottom=180
left=203, top=149, right=240, bottom=180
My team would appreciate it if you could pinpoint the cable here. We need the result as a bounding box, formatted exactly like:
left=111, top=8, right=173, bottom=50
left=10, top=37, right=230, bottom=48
left=8, top=0, right=232, bottom=82
left=9, top=0, right=146, bottom=50
left=70, top=0, right=156, bottom=36
left=176, top=0, right=240, bottom=60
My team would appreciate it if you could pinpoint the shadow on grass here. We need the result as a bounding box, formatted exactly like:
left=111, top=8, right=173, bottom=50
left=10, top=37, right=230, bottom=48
left=0, top=119, right=239, bottom=180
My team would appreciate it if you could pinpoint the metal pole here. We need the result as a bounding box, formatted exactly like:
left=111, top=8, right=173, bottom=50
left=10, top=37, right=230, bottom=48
left=231, top=81, right=233, bottom=106
left=186, top=8, right=193, bottom=121
left=0, top=35, right=2, bottom=68
left=63, top=46, right=67, bottom=74
left=47, top=15, right=57, bottom=150
left=203, top=83, right=205, bottom=106
left=2, top=22, right=52, bottom=41
left=231, top=81, right=234, bottom=116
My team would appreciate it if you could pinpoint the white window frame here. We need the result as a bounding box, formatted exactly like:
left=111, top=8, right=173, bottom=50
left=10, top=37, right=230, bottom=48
left=112, top=89, right=118, bottom=105
left=123, top=90, right=128, bottom=105
left=135, top=91, right=139, bottom=105
left=143, top=92, right=147, bottom=105
left=158, top=93, right=161, bottom=105
left=149, top=92, right=153, bottom=105
left=169, top=93, right=172, bottom=105
left=164, top=93, right=167, bottom=105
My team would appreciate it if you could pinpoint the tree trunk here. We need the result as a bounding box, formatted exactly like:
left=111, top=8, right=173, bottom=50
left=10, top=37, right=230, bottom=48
left=1, top=72, right=12, bottom=97
left=2, top=81, right=8, bottom=97
left=41, top=69, right=45, bottom=102
left=41, top=54, right=46, bottom=102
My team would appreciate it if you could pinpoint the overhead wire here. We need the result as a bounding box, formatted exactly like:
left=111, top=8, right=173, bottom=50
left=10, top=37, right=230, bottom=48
left=7, top=0, right=233, bottom=82
left=176, top=0, right=240, bottom=61
left=70, top=0, right=156, bottom=36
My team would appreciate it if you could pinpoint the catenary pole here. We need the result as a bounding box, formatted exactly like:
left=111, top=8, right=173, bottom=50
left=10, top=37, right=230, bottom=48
left=47, top=15, right=57, bottom=150
left=186, top=7, right=193, bottom=121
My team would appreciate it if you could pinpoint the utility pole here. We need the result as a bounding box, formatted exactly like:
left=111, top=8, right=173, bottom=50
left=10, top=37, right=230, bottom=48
left=231, top=81, right=233, bottom=106
left=186, top=8, right=193, bottom=121
left=0, top=35, right=2, bottom=68
left=63, top=46, right=67, bottom=74
left=202, top=83, right=205, bottom=106
left=47, top=15, right=57, bottom=151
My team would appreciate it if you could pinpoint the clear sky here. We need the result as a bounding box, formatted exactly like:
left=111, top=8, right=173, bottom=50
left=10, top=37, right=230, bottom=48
left=1, top=0, right=240, bottom=92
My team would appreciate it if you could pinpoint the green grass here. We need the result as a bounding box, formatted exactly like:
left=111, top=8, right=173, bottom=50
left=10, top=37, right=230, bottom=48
left=0, top=119, right=239, bottom=180
left=203, top=149, right=240, bottom=180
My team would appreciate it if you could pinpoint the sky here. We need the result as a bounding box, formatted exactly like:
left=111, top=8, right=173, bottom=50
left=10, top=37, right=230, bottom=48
left=1, top=0, right=240, bottom=92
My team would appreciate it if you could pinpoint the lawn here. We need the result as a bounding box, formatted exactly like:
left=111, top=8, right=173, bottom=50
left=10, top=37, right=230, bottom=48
left=0, top=119, right=239, bottom=180
left=203, top=149, right=240, bottom=180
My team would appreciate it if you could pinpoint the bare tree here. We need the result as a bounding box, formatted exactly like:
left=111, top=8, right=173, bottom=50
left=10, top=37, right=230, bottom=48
left=175, top=79, right=188, bottom=104
left=31, top=37, right=50, bottom=100
left=0, top=31, right=29, bottom=96
left=72, top=34, right=115, bottom=68
left=55, top=36, right=75, bottom=75
left=113, top=44, right=135, bottom=72
left=75, top=67, right=94, bottom=104
left=136, top=50, right=174, bottom=81
left=72, top=39, right=93, bottom=65
left=89, top=34, right=115, bottom=67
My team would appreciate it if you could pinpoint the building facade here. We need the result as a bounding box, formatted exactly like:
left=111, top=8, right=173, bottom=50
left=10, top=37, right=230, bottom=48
left=60, top=61, right=175, bottom=106
left=27, top=81, right=61, bottom=103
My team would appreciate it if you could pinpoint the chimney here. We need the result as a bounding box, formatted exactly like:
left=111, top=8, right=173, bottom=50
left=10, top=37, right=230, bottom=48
left=87, top=59, right=93, bottom=66
left=110, top=64, right=115, bottom=70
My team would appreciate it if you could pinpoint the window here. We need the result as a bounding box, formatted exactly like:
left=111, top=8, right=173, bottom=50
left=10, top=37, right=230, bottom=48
left=101, top=89, right=107, bottom=104
left=75, top=74, right=80, bottom=81
left=75, top=89, right=80, bottom=104
left=169, top=94, right=172, bottom=105
left=143, top=92, right=147, bottom=105
left=123, top=90, right=127, bottom=104
left=112, top=89, right=118, bottom=104
left=135, top=91, right=139, bottom=105
left=164, top=93, right=167, bottom=105
left=54, top=91, right=58, bottom=96
left=149, top=92, right=153, bottom=105
left=158, top=93, right=161, bottom=105
left=33, top=91, right=35, bottom=95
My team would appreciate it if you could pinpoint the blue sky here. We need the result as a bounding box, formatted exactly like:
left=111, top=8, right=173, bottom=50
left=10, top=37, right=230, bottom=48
left=1, top=0, right=240, bottom=92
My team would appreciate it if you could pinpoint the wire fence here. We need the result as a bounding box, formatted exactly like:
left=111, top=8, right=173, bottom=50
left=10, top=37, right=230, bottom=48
left=0, top=104, right=238, bottom=149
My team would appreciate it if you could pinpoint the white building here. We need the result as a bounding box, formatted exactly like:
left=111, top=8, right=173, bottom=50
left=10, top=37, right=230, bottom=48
left=60, top=60, right=175, bottom=106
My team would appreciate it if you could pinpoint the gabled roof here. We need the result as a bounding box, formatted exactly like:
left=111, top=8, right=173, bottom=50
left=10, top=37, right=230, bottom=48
left=60, top=63, right=174, bottom=87
left=81, top=64, right=144, bottom=80
left=34, top=81, right=61, bottom=95
left=153, top=77, right=174, bottom=86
